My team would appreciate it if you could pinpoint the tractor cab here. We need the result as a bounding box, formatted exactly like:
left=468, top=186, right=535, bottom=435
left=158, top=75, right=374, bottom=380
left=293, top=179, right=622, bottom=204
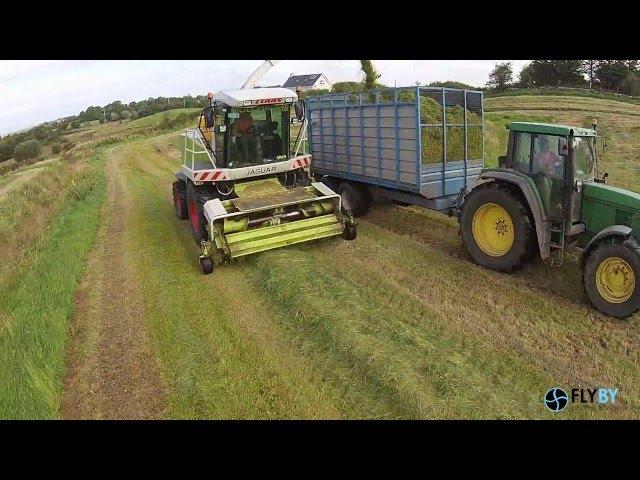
left=197, top=88, right=301, bottom=169
left=499, top=122, right=598, bottom=235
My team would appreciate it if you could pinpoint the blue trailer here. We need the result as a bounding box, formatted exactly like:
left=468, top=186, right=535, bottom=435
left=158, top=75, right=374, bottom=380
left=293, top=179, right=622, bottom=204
left=306, top=86, right=484, bottom=216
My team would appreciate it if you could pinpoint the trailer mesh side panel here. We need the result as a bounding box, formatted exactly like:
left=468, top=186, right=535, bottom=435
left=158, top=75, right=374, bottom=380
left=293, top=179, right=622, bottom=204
left=306, top=87, right=484, bottom=198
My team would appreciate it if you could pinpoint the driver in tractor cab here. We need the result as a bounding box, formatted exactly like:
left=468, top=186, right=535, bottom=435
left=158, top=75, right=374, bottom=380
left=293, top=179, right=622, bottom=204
left=232, top=111, right=262, bottom=166
left=533, top=135, right=564, bottom=217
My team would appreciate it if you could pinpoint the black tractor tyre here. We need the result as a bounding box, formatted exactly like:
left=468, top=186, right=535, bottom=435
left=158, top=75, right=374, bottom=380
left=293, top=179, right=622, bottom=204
left=342, top=223, right=357, bottom=240
left=186, top=181, right=215, bottom=245
left=199, top=256, right=214, bottom=275
left=338, top=182, right=372, bottom=217
left=172, top=180, right=188, bottom=220
left=582, top=237, right=640, bottom=318
left=460, top=182, right=535, bottom=273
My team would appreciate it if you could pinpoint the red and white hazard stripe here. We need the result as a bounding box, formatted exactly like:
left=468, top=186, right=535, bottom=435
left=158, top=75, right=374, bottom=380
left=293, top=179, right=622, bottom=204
left=194, top=170, right=229, bottom=181
left=293, top=155, right=311, bottom=168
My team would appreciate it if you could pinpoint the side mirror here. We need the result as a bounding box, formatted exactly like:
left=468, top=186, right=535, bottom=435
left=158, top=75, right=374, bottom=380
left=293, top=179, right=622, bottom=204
left=558, top=137, right=569, bottom=156
left=203, top=107, right=215, bottom=129
left=294, top=101, right=305, bottom=121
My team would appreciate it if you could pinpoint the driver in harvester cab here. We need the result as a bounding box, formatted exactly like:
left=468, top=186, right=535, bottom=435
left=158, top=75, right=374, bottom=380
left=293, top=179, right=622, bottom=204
left=232, top=111, right=261, bottom=166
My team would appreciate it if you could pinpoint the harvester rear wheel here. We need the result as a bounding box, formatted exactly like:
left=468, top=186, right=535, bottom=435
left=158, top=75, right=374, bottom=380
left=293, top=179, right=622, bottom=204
left=338, top=182, right=371, bottom=217
left=173, top=181, right=188, bottom=220
left=342, top=223, right=357, bottom=240
left=583, top=238, right=640, bottom=318
left=199, top=256, right=214, bottom=275
left=460, top=182, right=534, bottom=273
left=186, top=181, right=215, bottom=245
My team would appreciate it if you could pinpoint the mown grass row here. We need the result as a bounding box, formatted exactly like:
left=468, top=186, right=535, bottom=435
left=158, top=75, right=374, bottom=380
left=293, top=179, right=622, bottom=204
left=0, top=151, right=106, bottom=418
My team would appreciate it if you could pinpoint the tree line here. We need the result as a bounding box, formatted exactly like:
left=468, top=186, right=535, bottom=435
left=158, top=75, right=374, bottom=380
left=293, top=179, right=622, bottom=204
left=487, top=60, right=640, bottom=95
left=0, top=94, right=210, bottom=163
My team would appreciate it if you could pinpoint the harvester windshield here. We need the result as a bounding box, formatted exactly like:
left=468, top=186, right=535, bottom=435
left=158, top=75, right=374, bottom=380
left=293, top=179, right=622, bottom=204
left=227, top=105, right=290, bottom=168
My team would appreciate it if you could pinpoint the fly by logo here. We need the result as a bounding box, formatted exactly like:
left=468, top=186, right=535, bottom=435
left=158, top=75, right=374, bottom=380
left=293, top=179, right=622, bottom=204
left=571, top=388, right=618, bottom=405
left=544, top=387, right=619, bottom=412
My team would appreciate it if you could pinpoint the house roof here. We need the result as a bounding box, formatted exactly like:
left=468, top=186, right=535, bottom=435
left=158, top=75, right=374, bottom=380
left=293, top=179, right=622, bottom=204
left=282, top=74, right=324, bottom=88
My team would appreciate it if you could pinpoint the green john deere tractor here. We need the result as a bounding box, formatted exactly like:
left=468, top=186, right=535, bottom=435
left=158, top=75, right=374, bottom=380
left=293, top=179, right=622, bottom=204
left=460, top=121, right=640, bottom=318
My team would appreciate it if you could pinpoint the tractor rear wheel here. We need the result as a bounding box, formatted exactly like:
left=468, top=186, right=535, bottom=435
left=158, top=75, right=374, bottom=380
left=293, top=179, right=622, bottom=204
left=338, top=181, right=371, bottom=217
left=460, top=182, right=534, bottom=272
left=172, top=181, right=188, bottom=220
left=583, top=237, right=640, bottom=318
left=186, top=181, right=214, bottom=245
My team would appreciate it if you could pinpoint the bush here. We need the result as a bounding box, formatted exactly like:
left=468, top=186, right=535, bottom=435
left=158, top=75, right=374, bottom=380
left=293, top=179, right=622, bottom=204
left=13, top=139, right=42, bottom=161
left=51, top=144, right=62, bottom=155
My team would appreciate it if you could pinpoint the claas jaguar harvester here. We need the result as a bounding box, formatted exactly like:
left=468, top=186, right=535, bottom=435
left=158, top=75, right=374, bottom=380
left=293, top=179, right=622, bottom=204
left=172, top=87, right=356, bottom=275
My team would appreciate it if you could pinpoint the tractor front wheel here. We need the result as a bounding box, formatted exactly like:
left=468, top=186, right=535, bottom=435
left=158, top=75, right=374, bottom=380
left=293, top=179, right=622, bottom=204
left=460, top=183, right=534, bottom=272
left=583, top=238, right=640, bottom=318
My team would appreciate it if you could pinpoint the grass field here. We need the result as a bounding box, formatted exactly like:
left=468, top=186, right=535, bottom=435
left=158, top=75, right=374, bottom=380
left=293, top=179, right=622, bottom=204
left=1, top=94, right=639, bottom=419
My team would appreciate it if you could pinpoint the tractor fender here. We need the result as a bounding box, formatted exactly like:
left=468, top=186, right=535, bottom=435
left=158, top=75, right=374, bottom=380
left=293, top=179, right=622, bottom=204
left=475, top=169, right=551, bottom=261
left=583, top=225, right=633, bottom=260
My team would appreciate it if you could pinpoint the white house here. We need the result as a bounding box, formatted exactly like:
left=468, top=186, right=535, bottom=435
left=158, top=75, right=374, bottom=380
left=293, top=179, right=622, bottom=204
left=282, top=73, right=332, bottom=92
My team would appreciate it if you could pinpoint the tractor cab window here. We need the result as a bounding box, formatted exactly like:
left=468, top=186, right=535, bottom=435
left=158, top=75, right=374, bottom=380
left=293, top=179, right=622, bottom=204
left=571, top=136, right=596, bottom=180
left=532, top=134, right=566, bottom=218
left=227, top=105, right=290, bottom=168
left=511, top=132, right=532, bottom=173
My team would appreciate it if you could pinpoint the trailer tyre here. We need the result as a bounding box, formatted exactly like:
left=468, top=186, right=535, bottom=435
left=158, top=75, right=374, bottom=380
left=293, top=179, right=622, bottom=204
left=199, top=256, right=214, bottom=275
left=173, top=181, right=188, bottom=220
left=460, top=183, right=534, bottom=272
left=338, top=182, right=371, bottom=217
left=583, top=237, right=640, bottom=318
left=186, top=181, right=213, bottom=245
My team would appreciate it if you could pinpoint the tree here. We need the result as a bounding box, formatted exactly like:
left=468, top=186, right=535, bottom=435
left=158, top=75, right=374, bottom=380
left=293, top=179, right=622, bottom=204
left=13, top=139, right=42, bottom=161
left=620, top=72, right=640, bottom=95
left=595, top=60, right=634, bottom=91
left=486, top=62, right=513, bottom=91
left=360, top=60, right=381, bottom=90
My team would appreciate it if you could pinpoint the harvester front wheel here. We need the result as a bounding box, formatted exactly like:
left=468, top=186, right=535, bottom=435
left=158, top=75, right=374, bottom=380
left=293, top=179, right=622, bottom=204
left=583, top=238, right=640, bottom=318
left=199, top=256, right=214, bottom=275
left=186, top=181, right=213, bottom=245
left=172, top=181, right=188, bottom=220
left=460, top=183, right=534, bottom=273
left=338, top=182, right=371, bottom=217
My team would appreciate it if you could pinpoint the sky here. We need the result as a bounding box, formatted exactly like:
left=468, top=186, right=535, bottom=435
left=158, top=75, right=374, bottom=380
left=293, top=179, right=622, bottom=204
left=0, top=60, right=530, bottom=136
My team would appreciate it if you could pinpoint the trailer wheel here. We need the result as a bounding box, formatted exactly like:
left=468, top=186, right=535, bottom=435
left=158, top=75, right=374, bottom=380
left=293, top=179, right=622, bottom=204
left=338, top=182, right=371, bottom=217
left=342, top=223, right=357, bottom=240
left=460, top=182, right=534, bottom=272
left=583, top=237, right=640, bottom=318
left=172, top=181, right=188, bottom=220
left=199, top=256, right=214, bottom=275
left=186, top=181, right=213, bottom=245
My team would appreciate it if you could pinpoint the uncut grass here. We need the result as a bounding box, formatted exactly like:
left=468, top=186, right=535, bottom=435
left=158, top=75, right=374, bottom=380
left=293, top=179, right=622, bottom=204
left=0, top=153, right=106, bottom=418
left=118, top=138, right=350, bottom=418
left=263, top=217, right=640, bottom=418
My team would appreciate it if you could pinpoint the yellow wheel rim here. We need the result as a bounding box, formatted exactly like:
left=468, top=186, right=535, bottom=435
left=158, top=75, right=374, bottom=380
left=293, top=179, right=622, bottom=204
left=472, top=203, right=514, bottom=257
left=595, top=257, right=635, bottom=303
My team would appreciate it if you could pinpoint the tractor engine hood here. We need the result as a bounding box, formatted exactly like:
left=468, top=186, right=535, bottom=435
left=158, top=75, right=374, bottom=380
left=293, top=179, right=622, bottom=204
left=582, top=181, right=640, bottom=236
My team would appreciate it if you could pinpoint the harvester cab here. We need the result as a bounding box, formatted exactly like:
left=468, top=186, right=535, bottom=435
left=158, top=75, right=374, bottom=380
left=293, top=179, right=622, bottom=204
left=461, top=121, right=640, bottom=318
left=172, top=87, right=356, bottom=275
